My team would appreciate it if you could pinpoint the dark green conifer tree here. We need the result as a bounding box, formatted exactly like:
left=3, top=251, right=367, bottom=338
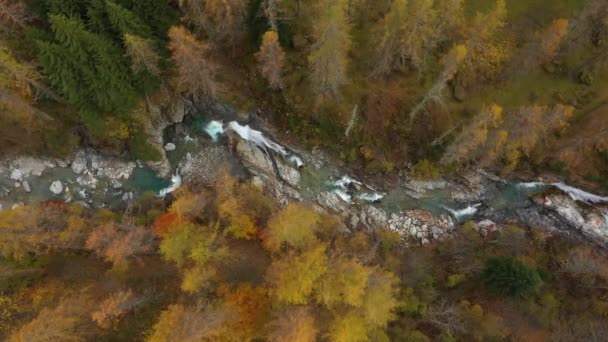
left=35, top=14, right=137, bottom=118
left=105, top=1, right=152, bottom=37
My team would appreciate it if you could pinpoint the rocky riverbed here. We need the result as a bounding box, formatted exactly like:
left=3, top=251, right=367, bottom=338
left=1, top=103, right=607, bottom=249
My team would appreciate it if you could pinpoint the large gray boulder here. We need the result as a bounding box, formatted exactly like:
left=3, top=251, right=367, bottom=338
left=533, top=194, right=608, bottom=246
left=71, top=150, right=88, bottom=174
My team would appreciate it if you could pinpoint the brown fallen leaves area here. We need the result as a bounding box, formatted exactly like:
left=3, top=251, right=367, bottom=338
left=552, top=104, right=608, bottom=188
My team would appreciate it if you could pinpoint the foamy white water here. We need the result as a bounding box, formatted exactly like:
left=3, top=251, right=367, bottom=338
left=334, top=189, right=352, bottom=202
left=288, top=155, right=304, bottom=168
left=357, top=192, right=385, bottom=202
left=552, top=182, right=608, bottom=204
left=204, top=120, right=225, bottom=142
left=443, top=203, right=481, bottom=219
left=228, top=121, right=288, bottom=155
left=158, top=173, right=182, bottom=197
left=333, top=175, right=363, bottom=189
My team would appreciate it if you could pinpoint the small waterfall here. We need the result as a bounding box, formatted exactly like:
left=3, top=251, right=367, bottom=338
left=333, top=175, right=363, bottom=189
left=516, top=182, right=546, bottom=189
left=158, top=172, right=182, bottom=198
left=552, top=182, right=608, bottom=204
left=334, top=189, right=352, bottom=202
left=228, top=121, right=288, bottom=156
left=517, top=181, right=608, bottom=205
left=288, top=155, right=304, bottom=168
left=203, top=120, right=224, bottom=142
left=356, top=192, right=385, bottom=203
left=442, top=203, right=481, bottom=220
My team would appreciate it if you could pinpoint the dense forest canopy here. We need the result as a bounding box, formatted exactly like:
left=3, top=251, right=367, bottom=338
left=0, top=0, right=606, bottom=187
left=1, top=0, right=608, bottom=341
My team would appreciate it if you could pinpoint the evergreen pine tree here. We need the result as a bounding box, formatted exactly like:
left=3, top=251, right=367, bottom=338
left=105, top=0, right=152, bottom=37
left=36, top=14, right=137, bottom=116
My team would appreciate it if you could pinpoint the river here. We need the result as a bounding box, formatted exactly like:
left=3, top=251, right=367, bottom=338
left=0, top=107, right=607, bottom=245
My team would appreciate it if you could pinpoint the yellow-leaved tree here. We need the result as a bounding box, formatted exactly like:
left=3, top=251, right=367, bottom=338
left=266, top=244, right=328, bottom=304
left=314, top=257, right=371, bottom=307
left=309, top=0, right=351, bottom=95
left=266, top=306, right=318, bottom=342
left=167, top=26, right=218, bottom=100
left=441, top=103, right=504, bottom=165
left=460, top=0, right=509, bottom=84
left=263, top=203, right=320, bottom=252
left=123, top=33, right=161, bottom=76
left=256, top=30, right=286, bottom=89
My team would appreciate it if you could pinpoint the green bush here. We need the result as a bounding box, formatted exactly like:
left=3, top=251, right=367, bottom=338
left=410, top=159, right=440, bottom=180
left=446, top=274, right=466, bottom=288
left=483, top=257, right=542, bottom=297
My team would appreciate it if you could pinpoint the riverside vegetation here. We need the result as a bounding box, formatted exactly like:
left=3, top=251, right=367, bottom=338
left=1, top=0, right=608, bottom=341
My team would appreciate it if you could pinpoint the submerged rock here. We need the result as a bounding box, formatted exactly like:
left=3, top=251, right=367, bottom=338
left=10, top=169, right=22, bottom=181
left=76, top=174, right=99, bottom=189
left=95, top=159, right=136, bottom=180
left=49, top=181, right=64, bottom=195
left=11, top=156, right=54, bottom=177
left=164, top=143, right=176, bottom=151
left=122, top=192, right=134, bottom=202
left=22, top=181, right=31, bottom=193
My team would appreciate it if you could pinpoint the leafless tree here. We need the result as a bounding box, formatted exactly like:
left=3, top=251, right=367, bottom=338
left=424, top=300, right=466, bottom=335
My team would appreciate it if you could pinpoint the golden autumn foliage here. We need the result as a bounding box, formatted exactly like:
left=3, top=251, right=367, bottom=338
left=85, top=222, right=155, bottom=271
left=267, top=306, right=318, bottom=342
left=123, top=33, right=161, bottom=76
left=218, top=283, right=269, bottom=339
left=256, top=30, right=286, bottom=89
left=263, top=203, right=320, bottom=252
left=374, top=0, right=409, bottom=76
left=215, top=173, right=274, bottom=240
left=267, top=244, right=328, bottom=304
left=314, top=257, right=371, bottom=307
left=0, top=204, right=90, bottom=260
left=203, top=0, right=247, bottom=52
left=91, top=289, right=145, bottom=329
left=401, top=0, right=439, bottom=71
left=309, top=0, right=351, bottom=95
left=441, top=103, right=503, bottom=165
left=500, top=104, right=574, bottom=172
left=460, top=0, right=510, bottom=84
left=10, top=292, right=94, bottom=342
left=327, top=310, right=369, bottom=342
left=443, top=103, right=574, bottom=172
left=167, top=26, right=218, bottom=100
left=539, top=19, right=570, bottom=63
left=147, top=302, right=235, bottom=342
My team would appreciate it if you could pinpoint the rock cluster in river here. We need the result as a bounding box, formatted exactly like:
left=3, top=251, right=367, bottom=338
left=178, top=144, right=231, bottom=188
left=227, top=129, right=456, bottom=245
left=0, top=147, right=140, bottom=208
left=532, top=194, right=608, bottom=245
left=222, top=124, right=608, bottom=248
